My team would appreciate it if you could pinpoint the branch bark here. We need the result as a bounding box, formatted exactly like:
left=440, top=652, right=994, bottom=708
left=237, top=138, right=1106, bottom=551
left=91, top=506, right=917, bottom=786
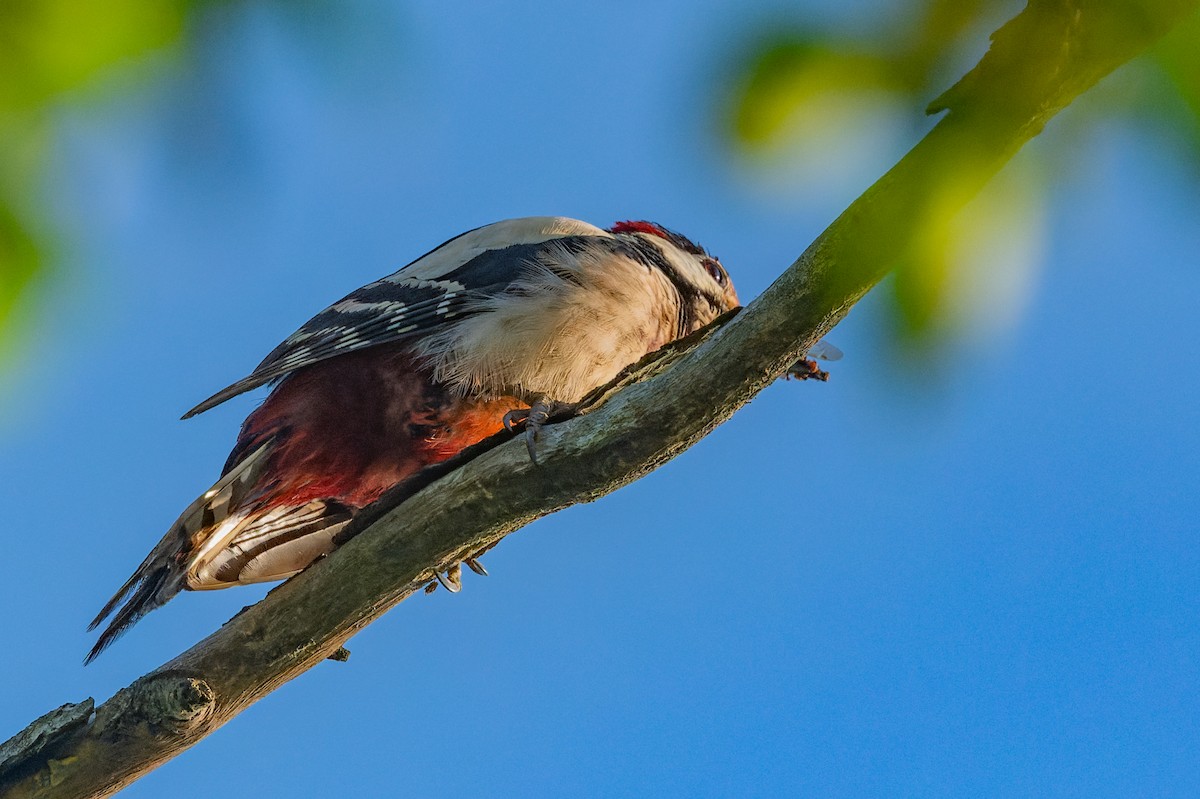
left=3, top=1, right=1195, bottom=796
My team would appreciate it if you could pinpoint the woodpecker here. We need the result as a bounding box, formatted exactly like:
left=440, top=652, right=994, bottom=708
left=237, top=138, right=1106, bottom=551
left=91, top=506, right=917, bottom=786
left=86, top=216, right=838, bottom=663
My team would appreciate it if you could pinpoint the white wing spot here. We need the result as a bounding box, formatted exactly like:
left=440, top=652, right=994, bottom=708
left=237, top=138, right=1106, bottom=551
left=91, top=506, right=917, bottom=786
left=332, top=299, right=410, bottom=314
left=281, top=346, right=313, bottom=366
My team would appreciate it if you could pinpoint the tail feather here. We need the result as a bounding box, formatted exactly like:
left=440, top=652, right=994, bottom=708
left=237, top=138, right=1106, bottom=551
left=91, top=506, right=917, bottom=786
left=85, top=556, right=185, bottom=664
left=88, top=557, right=157, bottom=633
left=202, top=499, right=353, bottom=585
left=85, top=442, right=274, bottom=664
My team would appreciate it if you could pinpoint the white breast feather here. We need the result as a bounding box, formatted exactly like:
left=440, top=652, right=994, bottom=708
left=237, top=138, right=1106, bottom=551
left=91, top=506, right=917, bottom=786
left=415, top=243, right=682, bottom=402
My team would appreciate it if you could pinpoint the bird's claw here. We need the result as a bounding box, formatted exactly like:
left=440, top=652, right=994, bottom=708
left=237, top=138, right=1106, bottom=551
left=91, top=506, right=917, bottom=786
left=503, top=397, right=579, bottom=465
left=502, top=408, right=528, bottom=432
left=504, top=399, right=551, bottom=463
left=426, top=557, right=488, bottom=593
left=522, top=398, right=552, bottom=464
left=435, top=563, right=463, bottom=593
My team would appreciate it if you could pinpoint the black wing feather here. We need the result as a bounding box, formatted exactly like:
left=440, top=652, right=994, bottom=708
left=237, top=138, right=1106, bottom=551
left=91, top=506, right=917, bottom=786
left=182, top=227, right=610, bottom=420
left=182, top=289, right=486, bottom=418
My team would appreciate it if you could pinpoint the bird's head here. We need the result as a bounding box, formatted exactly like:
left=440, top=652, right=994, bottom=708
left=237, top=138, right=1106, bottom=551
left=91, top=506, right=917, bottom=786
left=609, top=220, right=740, bottom=331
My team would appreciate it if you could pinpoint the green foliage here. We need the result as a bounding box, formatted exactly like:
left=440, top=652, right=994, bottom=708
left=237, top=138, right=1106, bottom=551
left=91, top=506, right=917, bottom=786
left=722, top=0, right=1200, bottom=346
left=0, top=0, right=193, bottom=363
left=1144, top=12, right=1200, bottom=155
left=0, top=0, right=375, bottom=367
left=0, top=201, right=40, bottom=363
left=730, top=38, right=898, bottom=148
left=0, top=0, right=186, bottom=110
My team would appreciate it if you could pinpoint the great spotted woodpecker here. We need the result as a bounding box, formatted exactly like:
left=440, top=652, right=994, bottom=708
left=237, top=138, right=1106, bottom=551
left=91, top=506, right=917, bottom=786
left=86, top=216, right=839, bottom=662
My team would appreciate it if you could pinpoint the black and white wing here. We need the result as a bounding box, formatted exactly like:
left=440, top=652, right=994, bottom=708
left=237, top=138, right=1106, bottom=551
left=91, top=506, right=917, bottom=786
left=183, top=217, right=608, bottom=418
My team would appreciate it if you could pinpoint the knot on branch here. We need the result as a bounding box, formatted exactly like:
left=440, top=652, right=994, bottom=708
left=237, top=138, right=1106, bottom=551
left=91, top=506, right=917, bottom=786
left=94, top=672, right=216, bottom=742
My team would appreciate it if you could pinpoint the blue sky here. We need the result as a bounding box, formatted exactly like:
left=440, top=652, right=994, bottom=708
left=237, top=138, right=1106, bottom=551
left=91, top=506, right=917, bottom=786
left=2, top=1, right=1198, bottom=796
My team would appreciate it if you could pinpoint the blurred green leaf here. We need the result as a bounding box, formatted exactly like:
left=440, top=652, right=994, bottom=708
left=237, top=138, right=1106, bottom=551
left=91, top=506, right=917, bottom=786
left=0, top=199, right=41, bottom=366
left=1145, top=12, right=1200, bottom=156
left=0, top=0, right=197, bottom=359
left=728, top=35, right=900, bottom=148
left=721, top=0, right=1200, bottom=348
left=0, top=0, right=186, bottom=111
left=891, top=160, right=1044, bottom=343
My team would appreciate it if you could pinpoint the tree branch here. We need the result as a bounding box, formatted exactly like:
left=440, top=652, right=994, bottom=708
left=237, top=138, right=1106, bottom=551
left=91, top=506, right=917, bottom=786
left=3, top=1, right=1195, bottom=796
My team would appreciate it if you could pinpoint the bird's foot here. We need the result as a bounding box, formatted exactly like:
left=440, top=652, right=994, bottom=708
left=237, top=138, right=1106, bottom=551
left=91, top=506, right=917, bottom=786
left=425, top=555, right=489, bottom=593
left=502, top=397, right=579, bottom=464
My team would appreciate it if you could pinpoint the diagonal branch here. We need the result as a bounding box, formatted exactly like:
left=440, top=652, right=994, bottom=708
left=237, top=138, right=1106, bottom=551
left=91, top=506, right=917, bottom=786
left=3, top=1, right=1195, bottom=796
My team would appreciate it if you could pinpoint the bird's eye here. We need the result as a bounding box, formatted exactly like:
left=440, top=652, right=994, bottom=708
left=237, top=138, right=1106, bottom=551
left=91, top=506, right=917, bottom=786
left=703, top=259, right=727, bottom=286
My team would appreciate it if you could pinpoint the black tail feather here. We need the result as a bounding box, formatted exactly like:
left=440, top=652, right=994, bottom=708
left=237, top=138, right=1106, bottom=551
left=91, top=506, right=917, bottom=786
left=85, top=562, right=182, bottom=665
left=84, top=441, right=275, bottom=664
left=87, top=570, right=142, bottom=633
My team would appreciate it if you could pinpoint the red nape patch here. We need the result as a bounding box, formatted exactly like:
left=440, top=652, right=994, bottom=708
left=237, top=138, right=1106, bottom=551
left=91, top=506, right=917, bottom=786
left=609, top=220, right=667, bottom=238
